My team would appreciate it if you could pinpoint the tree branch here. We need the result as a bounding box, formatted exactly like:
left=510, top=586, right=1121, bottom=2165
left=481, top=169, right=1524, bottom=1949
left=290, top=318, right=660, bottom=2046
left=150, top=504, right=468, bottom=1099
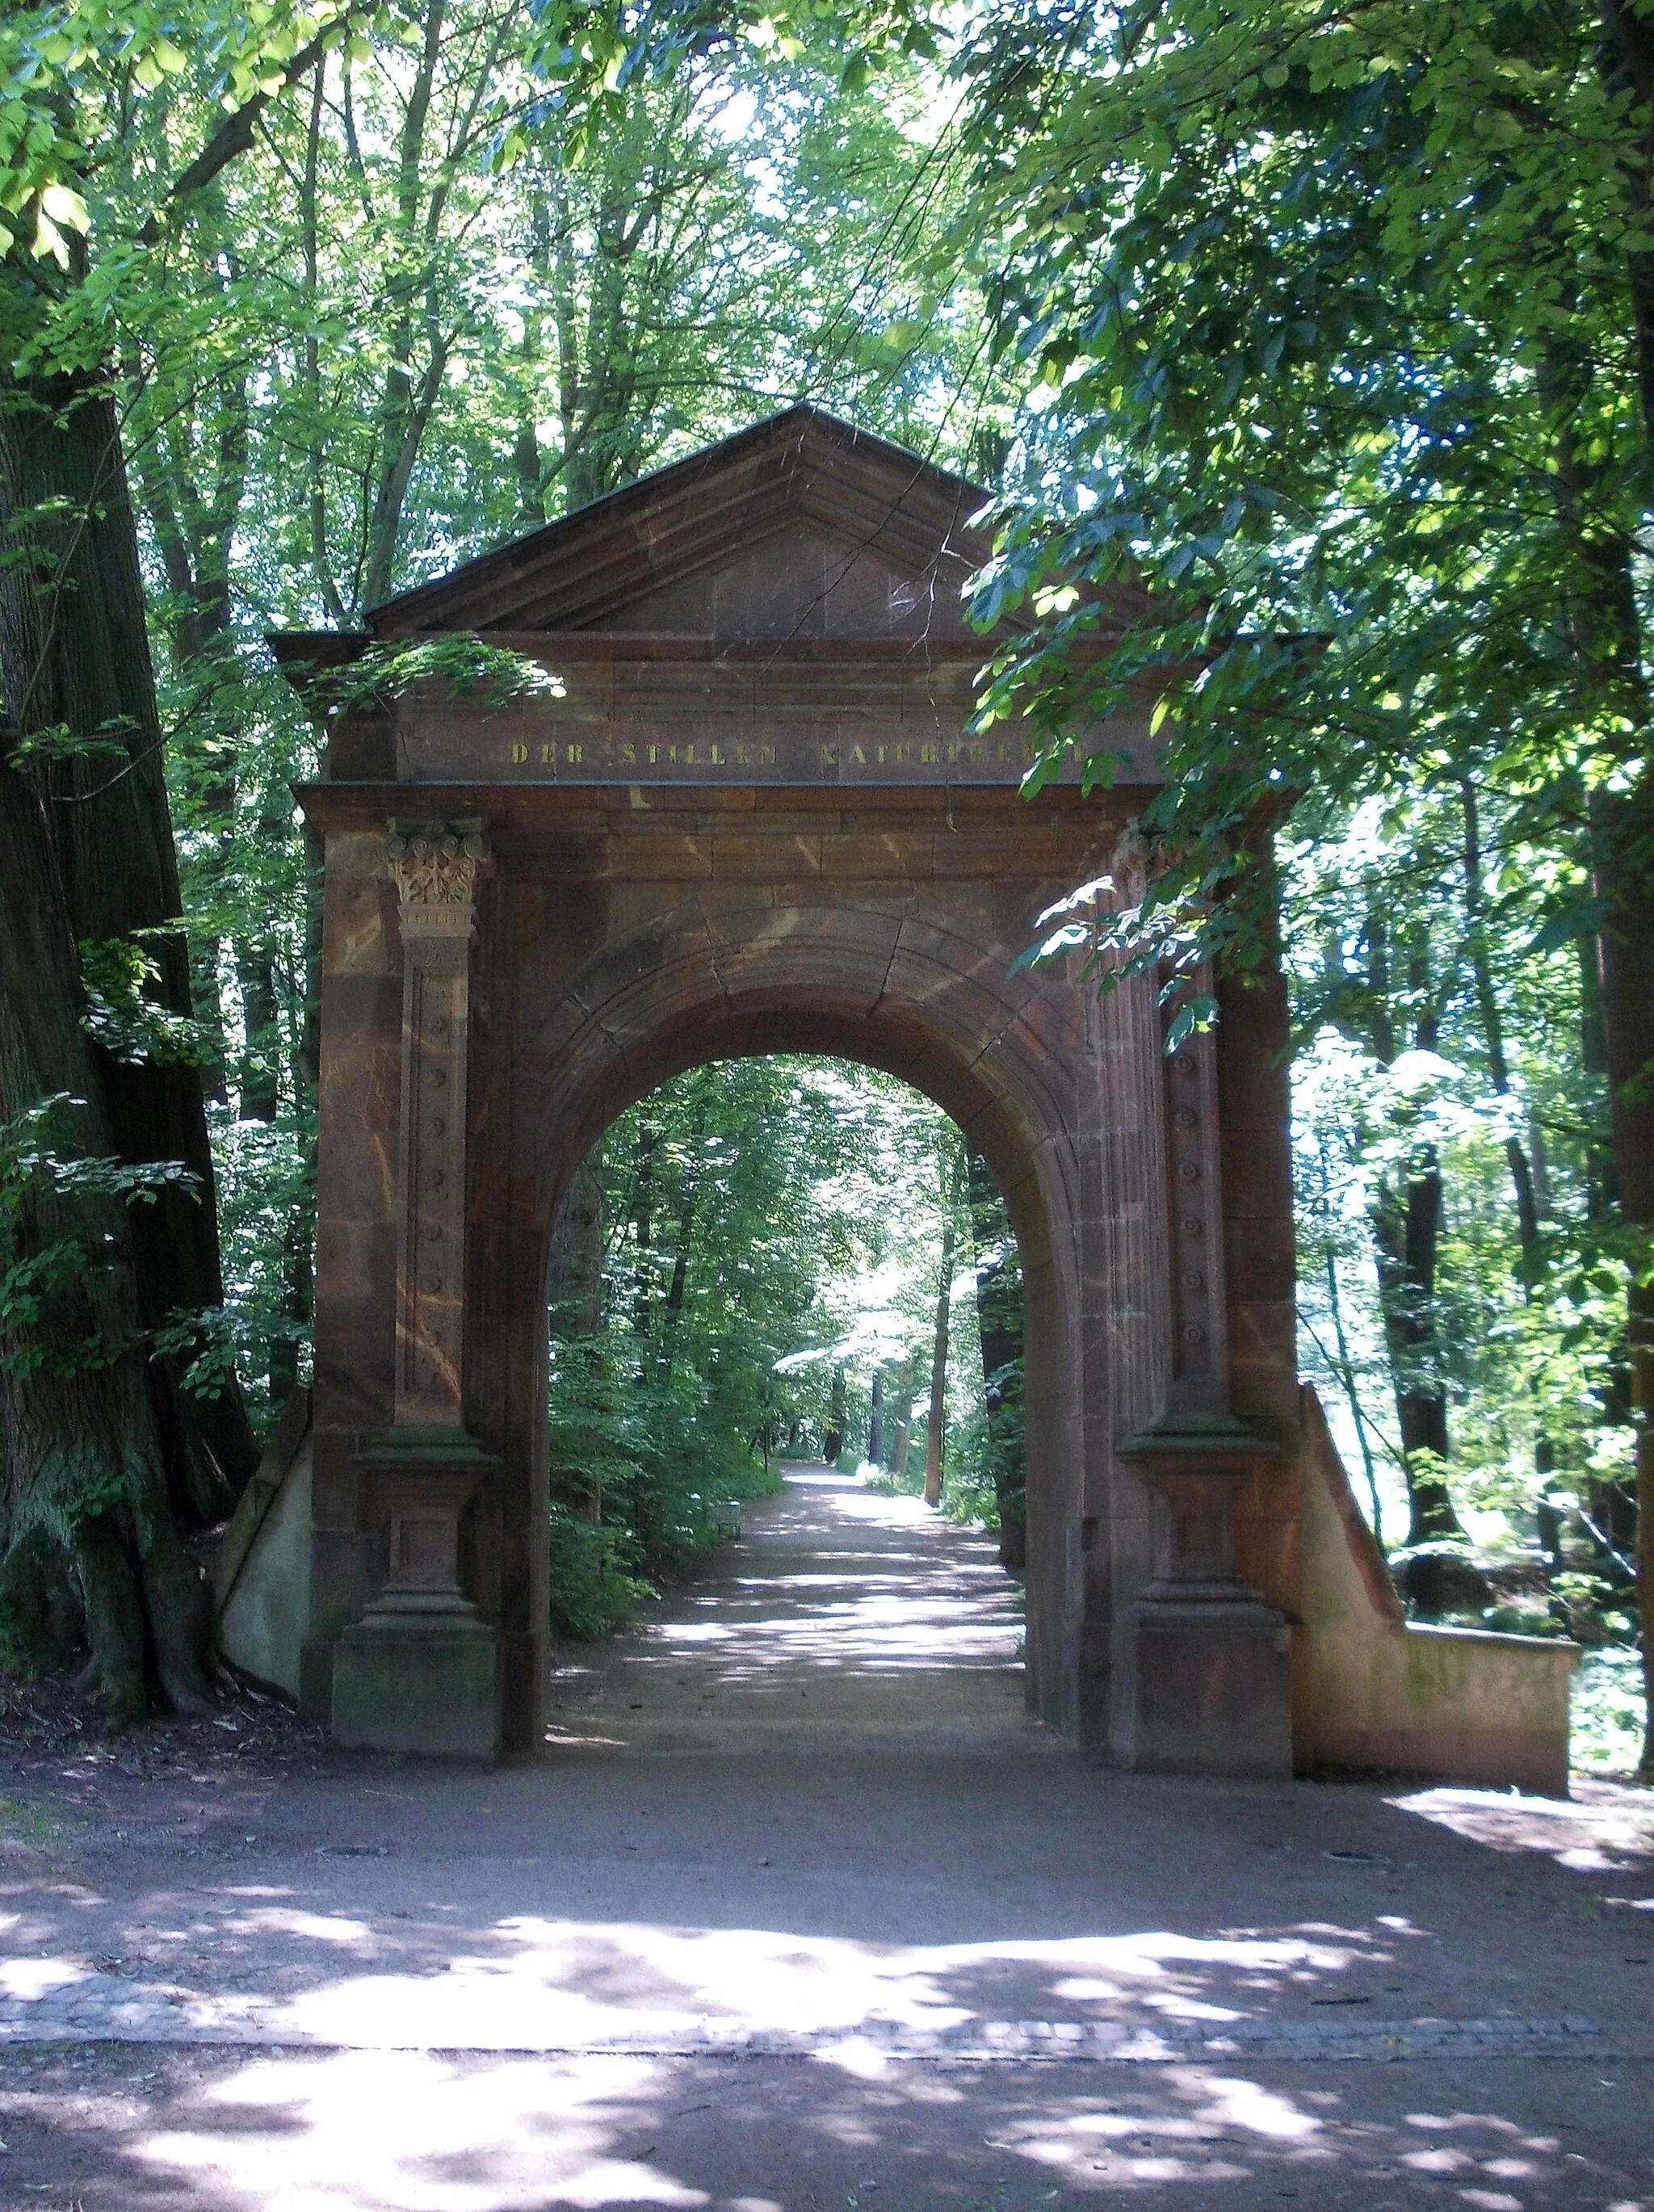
left=136, top=22, right=361, bottom=246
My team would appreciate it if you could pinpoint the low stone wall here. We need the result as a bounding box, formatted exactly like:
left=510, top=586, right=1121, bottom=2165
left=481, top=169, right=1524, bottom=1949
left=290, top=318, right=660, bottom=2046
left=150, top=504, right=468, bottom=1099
left=1299, top=1387, right=1577, bottom=1794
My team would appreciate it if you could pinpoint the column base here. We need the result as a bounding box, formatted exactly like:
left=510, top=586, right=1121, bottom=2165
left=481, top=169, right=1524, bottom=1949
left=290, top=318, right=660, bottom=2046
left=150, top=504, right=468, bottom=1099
left=331, top=1595, right=499, bottom=1760
left=1119, top=1597, right=1292, bottom=1778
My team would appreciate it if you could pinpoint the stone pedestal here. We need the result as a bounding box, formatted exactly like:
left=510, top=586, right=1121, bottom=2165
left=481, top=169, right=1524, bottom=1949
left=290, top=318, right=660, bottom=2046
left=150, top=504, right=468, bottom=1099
left=1116, top=1408, right=1291, bottom=1778
left=332, top=1429, right=501, bottom=1759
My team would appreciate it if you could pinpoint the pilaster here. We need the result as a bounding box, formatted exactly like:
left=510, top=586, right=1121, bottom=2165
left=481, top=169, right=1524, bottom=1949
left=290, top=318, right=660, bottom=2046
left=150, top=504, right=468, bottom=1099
left=331, top=821, right=501, bottom=1759
left=1092, top=825, right=1291, bottom=1776
left=387, top=821, right=488, bottom=1422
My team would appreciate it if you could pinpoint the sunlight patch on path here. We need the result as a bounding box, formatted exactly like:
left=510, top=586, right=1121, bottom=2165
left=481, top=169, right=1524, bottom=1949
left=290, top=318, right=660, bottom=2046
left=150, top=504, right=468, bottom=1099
left=0, top=1915, right=1611, bottom=2060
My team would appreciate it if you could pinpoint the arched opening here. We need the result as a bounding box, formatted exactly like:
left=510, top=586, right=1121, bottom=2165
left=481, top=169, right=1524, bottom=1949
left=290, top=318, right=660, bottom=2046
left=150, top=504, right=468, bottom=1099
left=539, top=1055, right=1031, bottom=1744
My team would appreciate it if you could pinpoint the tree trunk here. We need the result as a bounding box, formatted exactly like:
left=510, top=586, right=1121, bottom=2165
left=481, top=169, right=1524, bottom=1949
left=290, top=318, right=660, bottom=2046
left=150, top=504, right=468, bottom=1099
left=630, top=1124, right=655, bottom=1382
left=0, top=369, right=258, bottom=1526
left=1361, top=910, right=1462, bottom=1545
left=825, top=1362, right=847, bottom=1467
left=657, top=1088, right=707, bottom=1384
left=1323, top=1217, right=1385, bottom=1546
left=1373, top=1149, right=1462, bottom=1544
left=1459, top=778, right=1559, bottom=1509
left=548, top=1156, right=604, bottom=1337
left=1529, top=214, right=1654, bottom=1764
left=276, top=829, right=325, bottom=1417
left=233, top=942, right=281, bottom=1123
left=547, top=1152, right=604, bottom=1522
left=967, top=1148, right=1026, bottom=1567
left=867, top=1370, right=884, bottom=1468
left=660, top=1192, right=695, bottom=1382
left=923, top=1201, right=956, bottom=1509
left=1594, top=790, right=1654, bottom=1778
left=0, top=751, right=211, bottom=1719
left=889, top=1358, right=914, bottom=1480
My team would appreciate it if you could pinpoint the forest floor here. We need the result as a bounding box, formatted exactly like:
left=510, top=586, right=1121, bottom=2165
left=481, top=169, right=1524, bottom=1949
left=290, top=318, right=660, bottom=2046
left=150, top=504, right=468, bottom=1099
left=0, top=1468, right=1651, bottom=2210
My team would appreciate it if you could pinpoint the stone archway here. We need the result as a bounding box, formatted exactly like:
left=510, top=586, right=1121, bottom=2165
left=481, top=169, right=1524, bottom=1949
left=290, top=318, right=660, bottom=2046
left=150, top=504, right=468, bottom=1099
left=258, top=406, right=1570, bottom=1787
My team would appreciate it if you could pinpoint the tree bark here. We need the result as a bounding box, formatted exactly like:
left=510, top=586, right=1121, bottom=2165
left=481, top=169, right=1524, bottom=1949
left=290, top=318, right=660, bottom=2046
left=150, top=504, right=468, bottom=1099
left=1373, top=1149, right=1462, bottom=1543
left=1359, top=910, right=1463, bottom=1544
left=1531, top=229, right=1654, bottom=1766
left=0, top=750, right=211, bottom=1719
left=233, top=943, right=282, bottom=1124
left=825, top=1362, right=847, bottom=1467
left=1459, top=778, right=1562, bottom=1512
left=0, top=369, right=258, bottom=1526
left=889, top=1358, right=914, bottom=1480
left=630, top=1123, right=656, bottom=1382
left=547, top=1152, right=604, bottom=1522
left=1593, top=792, right=1654, bottom=1775
left=548, top=1157, right=604, bottom=1337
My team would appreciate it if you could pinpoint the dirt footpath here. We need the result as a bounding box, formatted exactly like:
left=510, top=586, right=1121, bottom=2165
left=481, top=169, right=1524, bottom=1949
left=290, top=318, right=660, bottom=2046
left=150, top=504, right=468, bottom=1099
left=547, top=1466, right=1033, bottom=1752
left=0, top=1471, right=1649, bottom=2210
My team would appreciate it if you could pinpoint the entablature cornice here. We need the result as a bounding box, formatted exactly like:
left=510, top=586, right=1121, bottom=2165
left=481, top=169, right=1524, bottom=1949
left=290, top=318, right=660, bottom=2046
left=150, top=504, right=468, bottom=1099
left=293, top=782, right=1143, bottom=884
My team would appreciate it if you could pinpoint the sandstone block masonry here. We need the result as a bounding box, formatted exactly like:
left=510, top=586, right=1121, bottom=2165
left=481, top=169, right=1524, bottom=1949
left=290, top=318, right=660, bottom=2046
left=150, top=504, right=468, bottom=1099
left=254, top=405, right=1571, bottom=1780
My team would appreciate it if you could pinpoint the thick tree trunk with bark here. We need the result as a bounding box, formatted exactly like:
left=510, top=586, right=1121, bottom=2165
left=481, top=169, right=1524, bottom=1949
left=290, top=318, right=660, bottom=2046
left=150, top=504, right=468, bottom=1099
left=0, top=751, right=211, bottom=1720
left=0, top=371, right=257, bottom=1523
left=1529, top=178, right=1654, bottom=1761
left=1593, top=786, right=1654, bottom=1776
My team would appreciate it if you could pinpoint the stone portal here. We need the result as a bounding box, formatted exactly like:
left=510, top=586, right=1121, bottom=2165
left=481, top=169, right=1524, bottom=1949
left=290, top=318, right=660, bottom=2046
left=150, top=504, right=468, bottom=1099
left=263, top=405, right=1567, bottom=1782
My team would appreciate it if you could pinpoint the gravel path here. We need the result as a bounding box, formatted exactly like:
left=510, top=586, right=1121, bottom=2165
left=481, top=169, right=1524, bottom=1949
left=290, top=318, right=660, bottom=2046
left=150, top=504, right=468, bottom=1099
left=0, top=1469, right=1648, bottom=2207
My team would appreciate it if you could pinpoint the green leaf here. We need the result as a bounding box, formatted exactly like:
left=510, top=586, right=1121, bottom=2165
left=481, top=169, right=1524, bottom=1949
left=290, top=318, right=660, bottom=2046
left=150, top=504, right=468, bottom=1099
left=1529, top=900, right=1609, bottom=958
left=40, top=181, right=88, bottom=233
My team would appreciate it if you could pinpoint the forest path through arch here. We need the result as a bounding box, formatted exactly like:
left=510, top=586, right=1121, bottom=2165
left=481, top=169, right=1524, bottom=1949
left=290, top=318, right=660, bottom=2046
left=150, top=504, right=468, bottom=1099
left=545, top=1469, right=1036, bottom=1754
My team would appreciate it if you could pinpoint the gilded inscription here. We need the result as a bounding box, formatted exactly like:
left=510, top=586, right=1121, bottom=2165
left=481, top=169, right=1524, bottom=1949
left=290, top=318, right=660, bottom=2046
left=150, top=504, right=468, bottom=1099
left=492, top=734, right=1027, bottom=776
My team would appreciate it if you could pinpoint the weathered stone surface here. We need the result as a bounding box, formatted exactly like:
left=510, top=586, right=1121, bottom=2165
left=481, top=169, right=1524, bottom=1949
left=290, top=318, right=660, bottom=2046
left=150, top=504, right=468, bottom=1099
left=1298, top=1386, right=1577, bottom=1793
left=1117, top=1601, right=1295, bottom=1778
left=212, top=1395, right=313, bottom=1700
left=331, top=1614, right=498, bottom=1759
left=275, top=408, right=1560, bottom=1792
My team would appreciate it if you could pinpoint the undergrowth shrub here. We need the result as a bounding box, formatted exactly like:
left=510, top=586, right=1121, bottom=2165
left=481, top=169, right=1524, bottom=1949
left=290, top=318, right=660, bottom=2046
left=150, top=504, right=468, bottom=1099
left=548, top=1337, right=781, bottom=1639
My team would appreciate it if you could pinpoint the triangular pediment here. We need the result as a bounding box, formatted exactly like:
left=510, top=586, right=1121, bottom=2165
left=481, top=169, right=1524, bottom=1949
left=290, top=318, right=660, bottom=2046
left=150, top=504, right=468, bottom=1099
left=370, top=408, right=1006, bottom=642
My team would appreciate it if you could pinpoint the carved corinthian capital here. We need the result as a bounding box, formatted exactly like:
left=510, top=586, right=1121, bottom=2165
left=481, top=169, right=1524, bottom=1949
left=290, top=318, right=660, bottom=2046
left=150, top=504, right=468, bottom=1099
left=384, top=821, right=490, bottom=939
left=1108, top=817, right=1190, bottom=903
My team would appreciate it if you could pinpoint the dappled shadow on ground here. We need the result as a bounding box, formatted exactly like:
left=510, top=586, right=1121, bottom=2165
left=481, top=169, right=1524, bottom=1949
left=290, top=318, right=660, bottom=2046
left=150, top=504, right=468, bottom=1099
left=0, top=1853, right=1449, bottom=2048
left=2, top=1773, right=1652, bottom=2210
left=545, top=1470, right=1030, bottom=1752
left=1, top=1479, right=1651, bottom=2205
left=2, top=2038, right=1649, bottom=2210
